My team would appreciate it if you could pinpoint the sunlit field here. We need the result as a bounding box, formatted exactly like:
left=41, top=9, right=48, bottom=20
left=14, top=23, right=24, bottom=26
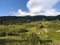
left=0, top=20, right=60, bottom=45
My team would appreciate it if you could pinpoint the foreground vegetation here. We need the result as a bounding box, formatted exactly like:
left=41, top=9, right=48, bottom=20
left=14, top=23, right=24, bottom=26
left=0, top=20, right=60, bottom=45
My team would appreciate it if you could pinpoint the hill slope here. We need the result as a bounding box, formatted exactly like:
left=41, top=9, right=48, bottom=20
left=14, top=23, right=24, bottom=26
left=0, top=15, right=60, bottom=45
left=0, top=15, right=60, bottom=25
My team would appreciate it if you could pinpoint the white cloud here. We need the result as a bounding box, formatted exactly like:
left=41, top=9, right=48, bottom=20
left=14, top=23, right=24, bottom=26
left=17, top=9, right=28, bottom=16
left=15, top=0, right=60, bottom=16
left=14, top=9, right=29, bottom=16
left=40, top=9, right=60, bottom=16
left=44, top=9, right=60, bottom=16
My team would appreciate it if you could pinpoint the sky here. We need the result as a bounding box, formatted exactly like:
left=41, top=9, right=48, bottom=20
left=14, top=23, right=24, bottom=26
left=0, top=0, right=60, bottom=16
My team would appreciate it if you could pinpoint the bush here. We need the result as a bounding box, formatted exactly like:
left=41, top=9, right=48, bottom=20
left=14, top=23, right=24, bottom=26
left=18, top=29, right=29, bottom=33
left=7, top=31, right=19, bottom=36
left=28, top=32, right=40, bottom=45
left=0, top=32, right=6, bottom=37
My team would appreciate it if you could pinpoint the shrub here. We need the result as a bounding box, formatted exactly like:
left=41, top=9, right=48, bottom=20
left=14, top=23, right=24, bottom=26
left=28, top=32, right=40, bottom=45
left=0, top=32, right=6, bottom=37
left=7, top=31, right=19, bottom=36
left=18, top=29, right=29, bottom=33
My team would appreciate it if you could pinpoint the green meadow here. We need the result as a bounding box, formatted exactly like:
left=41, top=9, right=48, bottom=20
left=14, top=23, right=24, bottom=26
left=0, top=20, right=60, bottom=45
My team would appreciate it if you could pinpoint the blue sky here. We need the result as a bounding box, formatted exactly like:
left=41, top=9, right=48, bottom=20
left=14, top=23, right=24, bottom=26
left=53, top=1, right=60, bottom=11
left=0, top=0, right=28, bottom=16
left=0, top=0, right=60, bottom=16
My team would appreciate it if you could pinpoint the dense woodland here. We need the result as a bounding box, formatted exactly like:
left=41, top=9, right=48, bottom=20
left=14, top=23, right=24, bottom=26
left=0, top=15, right=60, bottom=25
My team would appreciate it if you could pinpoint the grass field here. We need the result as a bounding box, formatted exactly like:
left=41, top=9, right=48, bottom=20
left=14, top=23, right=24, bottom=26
left=0, top=20, right=60, bottom=45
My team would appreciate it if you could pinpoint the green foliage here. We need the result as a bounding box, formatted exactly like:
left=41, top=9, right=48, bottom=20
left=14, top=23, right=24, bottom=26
left=0, top=20, right=60, bottom=45
left=7, top=31, right=19, bottom=36
left=17, top=28, right=29, bottom=33
left=0, top=32, right=6, bottom=36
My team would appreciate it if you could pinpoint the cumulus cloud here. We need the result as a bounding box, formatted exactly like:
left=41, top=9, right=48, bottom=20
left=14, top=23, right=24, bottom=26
left=43, top=9, right=60, bottom=16
left=17, top=9, right=28, bottom=16
left=16, top=0, right=60, bottom=16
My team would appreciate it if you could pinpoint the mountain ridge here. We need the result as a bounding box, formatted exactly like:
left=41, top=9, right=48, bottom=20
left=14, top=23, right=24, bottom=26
left=0, top=15, right=60, bottom=25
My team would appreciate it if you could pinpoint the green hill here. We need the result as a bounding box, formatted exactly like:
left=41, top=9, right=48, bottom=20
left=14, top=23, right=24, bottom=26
left=0, top=15, right=60, bottom=45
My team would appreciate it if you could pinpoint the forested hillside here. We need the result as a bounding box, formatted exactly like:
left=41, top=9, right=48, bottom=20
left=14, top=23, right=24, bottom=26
left=0, top=15, right=60, bottom=25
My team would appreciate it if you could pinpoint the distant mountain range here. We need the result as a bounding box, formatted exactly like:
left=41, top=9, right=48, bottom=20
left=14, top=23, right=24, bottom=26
left=0, top=15, right=60, bottom=25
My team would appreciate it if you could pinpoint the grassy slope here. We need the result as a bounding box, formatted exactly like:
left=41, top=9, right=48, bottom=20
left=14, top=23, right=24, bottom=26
left=0, top=20, right=60, bottom=43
